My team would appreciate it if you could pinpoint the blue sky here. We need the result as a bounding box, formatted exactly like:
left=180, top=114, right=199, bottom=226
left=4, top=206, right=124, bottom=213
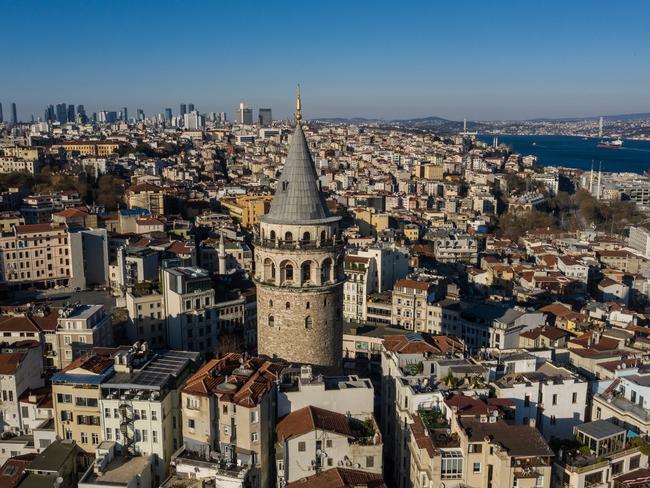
left=2, top=0, right=649, bottom=121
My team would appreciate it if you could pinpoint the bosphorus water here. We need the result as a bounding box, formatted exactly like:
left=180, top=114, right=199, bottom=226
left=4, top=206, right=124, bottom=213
left=477, top=135, right=650, bottom=174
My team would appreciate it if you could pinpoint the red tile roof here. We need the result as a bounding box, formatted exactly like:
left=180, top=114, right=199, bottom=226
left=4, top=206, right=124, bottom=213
left=286, top=468, right=386, bottom=488
left=277, top=406, right=353, bottom=442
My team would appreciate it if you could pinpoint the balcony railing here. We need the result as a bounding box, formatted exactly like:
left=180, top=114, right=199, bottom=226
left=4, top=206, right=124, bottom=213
left=254, top=237, right=340, bottom=250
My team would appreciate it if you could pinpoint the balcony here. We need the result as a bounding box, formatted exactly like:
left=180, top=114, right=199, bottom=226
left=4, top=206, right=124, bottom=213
left=254, top=237, right=340, bottom=251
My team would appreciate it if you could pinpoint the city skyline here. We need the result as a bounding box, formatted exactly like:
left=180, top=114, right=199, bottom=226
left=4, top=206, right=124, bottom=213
left=2, top=0, right=650, bottom=121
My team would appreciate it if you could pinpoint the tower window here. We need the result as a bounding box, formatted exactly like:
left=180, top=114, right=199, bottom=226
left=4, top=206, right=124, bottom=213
left=306, top=302, right=310, bottom=309
left=268, top=315, right=274, bottom=327
left=269, top=300, right=273, bottom=307
left=282, top=182, right=289, bottom=191
left=301, top=262, right=311, bottom=282
left=270, top=230, right=276, bottom=241
left=285, top=264, right=293, bottom=281
left=302, top=232, right=311, bottom=242
left=286, top=302, right=290, bottom=310
left=285, top=232, right=293, bottom=243
left=305, top=316, right=312, bottom=330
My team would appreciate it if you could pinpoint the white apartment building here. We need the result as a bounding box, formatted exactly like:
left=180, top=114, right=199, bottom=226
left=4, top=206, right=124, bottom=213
left=55, top=304, right=113, bottom=369
left=0, top=341, right=44, bottom=433
left=343, top=255, right=376, bottom=322
left=494, top=361, right=588, bottom=440
left=99, top=347, right=199, bottom=486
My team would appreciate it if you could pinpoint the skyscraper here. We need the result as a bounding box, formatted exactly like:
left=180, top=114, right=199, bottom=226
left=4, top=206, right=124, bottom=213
left=56, top=103, right=67, bottom=123
left=10, top=103, right=17, bottom=124
left=180, top=104, right=187, bottom=116
left=254, top=91, right=343, bottom=372
left=183, top=110, right=204, bottom=130
left=137, top=109, right=145, bottom=121
left=237, top=102, right=253, bottom=125
left=121, top=107, right=128, bottom=121
left=164, top=108, right=172, bottom=122
left=0, top=103, right=3, bottom=123
left=77, top=105, right=86, bottom=123
left=67, top=104, right=76, bottom=123
left=258, top=108, right=272, bottom=126
left=188, top=103, right=195, bottom=112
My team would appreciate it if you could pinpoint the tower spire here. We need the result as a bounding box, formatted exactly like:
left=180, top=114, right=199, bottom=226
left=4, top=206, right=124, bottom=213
left=295, top=84, right=302, bottom=122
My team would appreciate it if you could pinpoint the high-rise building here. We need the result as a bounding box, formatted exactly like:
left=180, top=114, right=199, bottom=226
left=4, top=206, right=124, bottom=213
left=137, top=108, right=145, bottom=121
left=218, top=111, right=227, bottom=124
left=237, top=102, right=253, bottom=125
left=0, top=102, right=3, bottom=123
left=120, top=106, right=128, bottom=121
left=187, top=103, right=195, bottom=112
left=183, top=110, right=204, bottom=130
left=76, top=104, right=86, bottom=123
left=10, top=103, right=18, bottom=124
left=180, top=104, right=187, bottom=116
left=56, top=103, right=68, bottom=123
left=258, top=108, right=272, bottom=126
left=164, top=108, right=172, bottom=122
left=253, top=92, right=344, bottom=372
left=67, top=104, right=75, bottom=123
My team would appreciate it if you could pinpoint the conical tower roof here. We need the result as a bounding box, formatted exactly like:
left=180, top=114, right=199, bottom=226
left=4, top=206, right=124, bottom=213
left=261, top=123, right=337, bottom=225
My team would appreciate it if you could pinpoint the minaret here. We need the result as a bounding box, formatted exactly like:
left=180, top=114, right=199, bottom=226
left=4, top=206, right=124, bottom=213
left=597, top=162, right=603, bottom=200
left=253, top=87, right=344, bottom=372
left=218, top=232, right=227, bottom=275
left=589, top=161, right=594, bottom=193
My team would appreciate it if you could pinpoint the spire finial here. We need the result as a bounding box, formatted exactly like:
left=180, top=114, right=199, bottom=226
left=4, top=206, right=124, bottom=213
left=295, top=84, right=302, bottom=122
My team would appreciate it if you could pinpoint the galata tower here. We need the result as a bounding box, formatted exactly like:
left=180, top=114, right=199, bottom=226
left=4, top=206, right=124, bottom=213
left=254, top=89, right=343, bottom=372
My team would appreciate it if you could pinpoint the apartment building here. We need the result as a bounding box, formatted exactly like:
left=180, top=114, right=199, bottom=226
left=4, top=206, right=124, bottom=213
left=343, top=255, right=376, bottom=322
left=180, top=352, right=285, bottom=488
left=100, top=346, right=200, bottom=486
left=380, top=332, right=467, bottom=488
left=553, top=420, right=649, bottom=488
left=0, top=157, right=42, bottom=174
left=126, top=183, right=166, bottom=215
left=0, top=223, right=72, bottom=288
left=162, top=266, right=219, bottom=353
left=276, top=405, right=382, bottom=485
left=125, top=290, right=166, bottom=348
left=52, top=353, right=114, bottom=452
left=493, top=361, right=588, bottom=440
left=409, top=396, right=553, bottom=488
left=0, top=341, right=44, bottom=433
left=391, top=278, right=437, bottom=330
left=55, top=304, right=113, bottom=369
left=277, top=365, right=374, bottom=418
left=219, top=194, right=273, bottom=228
left=628, top=224, right=650, bottom=259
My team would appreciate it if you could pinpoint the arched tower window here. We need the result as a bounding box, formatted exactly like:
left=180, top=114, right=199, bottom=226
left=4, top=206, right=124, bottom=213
left=269, top=299, right=273, bottom=307
left=286, top=302, right=290, bottom=309
left=305, top=316, right=313, bottom=329
left=306, top=302, right=310, bottom=309
left=321, top=258, right=333, bottom=284
left=285, top=232, right=293, bottom=243
left=270, top=230, right=276, bottom=241
left=320, top=230, right=327, bottom=242
left=301, top=261, right=311, bottom=283
left=302, top=232, right=311, bottom=242
left=285, top=264, right=293, bottom=281
left=268, top=315, right=274, bottom=327
left=264, top=258, right=275, bottom=282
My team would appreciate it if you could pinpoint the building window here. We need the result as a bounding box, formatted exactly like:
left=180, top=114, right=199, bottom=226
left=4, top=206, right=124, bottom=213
left=151, top=410, right=157, bottom=421
left=298, top=442, right=306, bottom=452
left=285, top=302, right=290, bottom=310
left=473, top=462, right=481, bottom=473
left=535, top=475, right=544, bottom=488
left=572, top=392, right=578, bottom=403
left=440, top=450, right=463, bottom=479
left=188, top=419, right=195, bottom=429
left=106, top=428, right=112, bottom=440
left=268, top=315, right=274, bottom=327
left=366, top=456, right=374, bottom=468
left=250, top=411, right=258, bottom=423
left=552, top=394, right=558, bottom=405
left=251, top=432, right=258, bottom=442
left=305, top=316, right=312, bottom=330
left=92, top=433, right=99, bottom=445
